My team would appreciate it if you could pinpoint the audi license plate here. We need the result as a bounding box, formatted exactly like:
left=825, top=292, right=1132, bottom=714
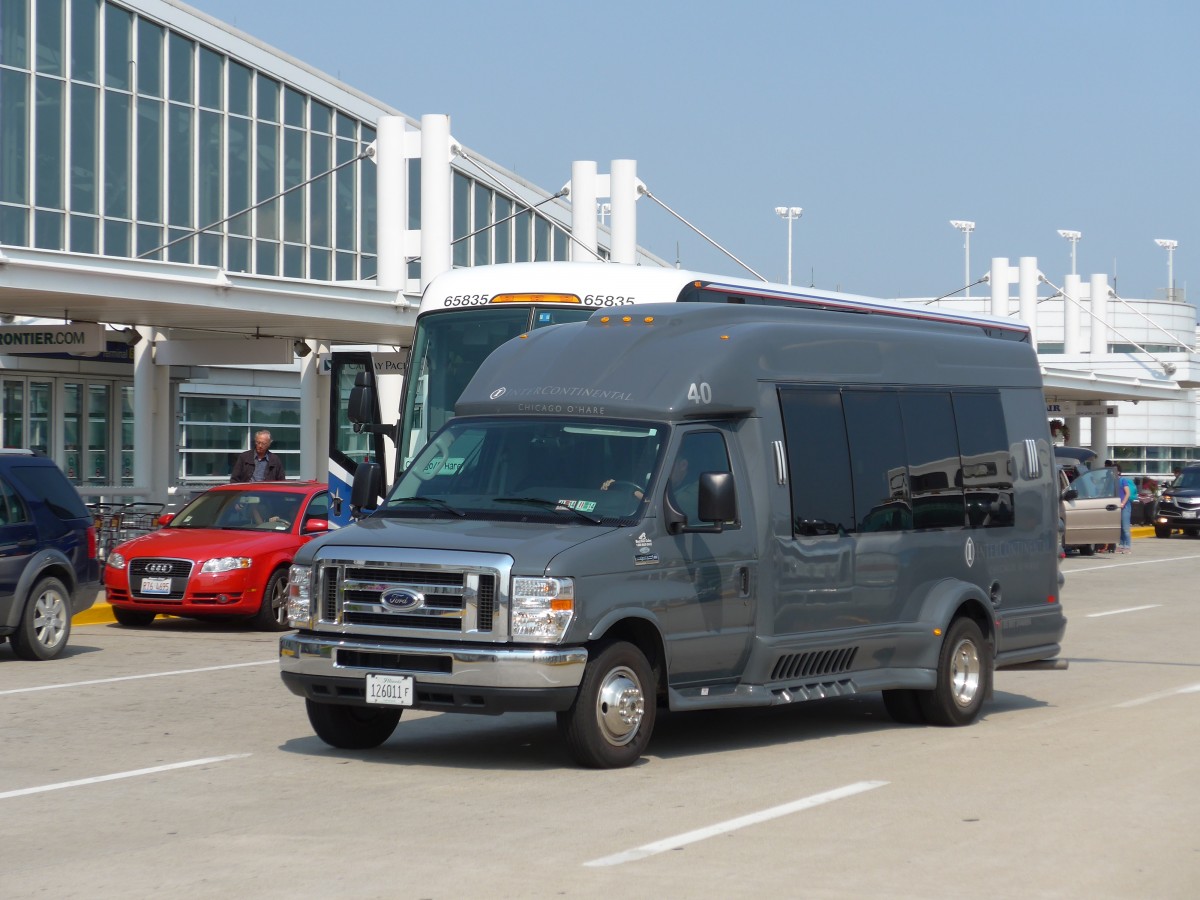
left=140, top=577, right=172, bottom=594
left=366, top=673, right=414, bottom=706
left=1183, top=510, right=1197, bottom=519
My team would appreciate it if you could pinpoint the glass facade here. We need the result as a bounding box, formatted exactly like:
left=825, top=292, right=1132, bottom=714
left=178, top=394, right=300, bottom=481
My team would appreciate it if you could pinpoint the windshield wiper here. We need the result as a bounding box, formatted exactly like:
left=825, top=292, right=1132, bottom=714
left=384, top=496, right=467, bottom=517
left=494, top=496, right=603, bottom=524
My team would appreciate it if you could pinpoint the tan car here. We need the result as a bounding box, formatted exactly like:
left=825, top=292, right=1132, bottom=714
left=1060, top=465, right=1121, bottom=554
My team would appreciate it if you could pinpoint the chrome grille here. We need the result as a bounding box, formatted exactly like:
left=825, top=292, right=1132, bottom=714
left=314, top=551, right=508, bottom=641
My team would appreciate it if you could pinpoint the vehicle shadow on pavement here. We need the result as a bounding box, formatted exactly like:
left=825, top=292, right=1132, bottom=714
left=275, top=689, right=1048, bottom=770
left=0, top=641, right=103, bottom=661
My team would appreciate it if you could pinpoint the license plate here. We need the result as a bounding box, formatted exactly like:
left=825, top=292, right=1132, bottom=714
left=366, top=673, right=414, bottom=706
left=1183, top=510, right=1197, bottom=519
left=140, top=577, right=172, bottom=594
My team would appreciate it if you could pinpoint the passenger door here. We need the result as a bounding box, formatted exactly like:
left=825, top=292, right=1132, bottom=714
left=656, top=428, right=757, bottom=685
left=1063, top=467, right=1121, bottom=547
left=0, top=475, right=36, bottom=625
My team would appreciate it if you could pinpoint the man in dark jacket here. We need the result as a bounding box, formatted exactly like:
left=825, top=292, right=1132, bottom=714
left=231, top=430, right=286, bottom=482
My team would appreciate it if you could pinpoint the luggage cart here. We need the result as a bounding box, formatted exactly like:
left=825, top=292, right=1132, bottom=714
left=115, top=501, right=166, bottom=545
left=88, top=503, right=123, bottom=562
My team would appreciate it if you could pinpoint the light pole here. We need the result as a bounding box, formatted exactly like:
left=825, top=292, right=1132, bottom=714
left=1155, top=238, right=1178, bottom=300
left=775, top=206, right=802, bottom=285
left=950, top=220, right=975, bottom=297
left=1058, top=229, right=1081, bottom=275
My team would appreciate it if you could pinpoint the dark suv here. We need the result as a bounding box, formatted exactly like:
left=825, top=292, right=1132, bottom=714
left=0, top=450, right=100, bottom=660
left=1154, top=465, right=1200, bottom=538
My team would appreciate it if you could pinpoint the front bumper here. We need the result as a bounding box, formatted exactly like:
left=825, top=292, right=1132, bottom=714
left=279, top=631, right=588, bottom=714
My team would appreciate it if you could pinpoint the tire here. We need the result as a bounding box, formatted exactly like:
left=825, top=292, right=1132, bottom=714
left=112, top=606, right=157, bottom=627
left=1155, top=525, right=1172, bottom=539
left=1078, top=544, right=1095, bottom=556
left=917, top=617, right=991, bottom=727
left=882, top=689, right=926, bottom=724
left=305, top=699, right=401, bottom=750
left=557, top=641, right=656, bottom=769
left=11, top=577, right=72, bottom=661
left=254, top=569, right=291, bottom=631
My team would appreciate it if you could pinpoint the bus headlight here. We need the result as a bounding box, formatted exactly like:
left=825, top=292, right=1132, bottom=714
left=288, top=564, right=313, bottom=628
left=511, top=576, right=574, bottom=642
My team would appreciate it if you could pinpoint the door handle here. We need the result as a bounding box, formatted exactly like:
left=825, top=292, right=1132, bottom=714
left=1105, top=504, right=1118, bottom=511
left=737, top=566, right=751, bottom=598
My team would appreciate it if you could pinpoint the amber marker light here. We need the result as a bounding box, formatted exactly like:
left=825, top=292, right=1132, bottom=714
left=599, top=316, right=611, bottom=324
left=643, top=316, right=655, bottom=324
left=490, top=292, right=581, bottom=304
left=720, top=334, right=730, bottom=340
left=933, top=627, right=943, bottom=636
left=621, top=315, right=633, bottom=324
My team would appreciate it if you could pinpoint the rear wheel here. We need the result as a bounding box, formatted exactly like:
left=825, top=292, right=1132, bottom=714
left=254, top=569, right=291, bottom=631
left=305, top=699, right=401, bottom=749
left=917, top=617, right=991, bottom=726
left=11, top=577, right=72, bottom=660
left=1155, top=525, right=1172, bottom=539
left=112, top=606, right=157, bottom=627
left=1078, top=544, right=1095, bottom=556
left=558, top=641, right=656, bottom=769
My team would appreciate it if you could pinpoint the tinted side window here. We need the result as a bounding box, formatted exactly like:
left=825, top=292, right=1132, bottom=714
left=779, top=388, right=854, bottom=536
left=8, top=463, right=89, bottom=520
left=901, top=392, right=965, bottom=529
left=669, top=431, right=732, bottom=524
left=953, top=392, right=1013, bottom=528
left=843, top=391, right=911, bottom=533
left=0, top=475, right=29, bottom=525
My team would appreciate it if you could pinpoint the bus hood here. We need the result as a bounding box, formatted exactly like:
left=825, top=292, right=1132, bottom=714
left=302, top=515, right=623, bottom=575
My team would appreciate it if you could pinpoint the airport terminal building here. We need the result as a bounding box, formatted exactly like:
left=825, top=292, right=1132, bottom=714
left=0, top=0, right=1195, bottom=504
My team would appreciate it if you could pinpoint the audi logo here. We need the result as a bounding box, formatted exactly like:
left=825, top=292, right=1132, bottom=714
left=145, top=562, right=173, bottom=574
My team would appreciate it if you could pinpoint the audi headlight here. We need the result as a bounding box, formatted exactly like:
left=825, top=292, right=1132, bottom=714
left=511, top=576, right=574, bottom=642
left=199, top=556, right=252, bottom=574
left=287, top=564, right=313, bottom=628
left=106, top=551, right=126, bottom=570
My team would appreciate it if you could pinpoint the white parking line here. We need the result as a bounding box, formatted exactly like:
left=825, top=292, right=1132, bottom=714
left=1086, top=605, right=1161, bottom=618
left=1116, top=683, right=1200, bottom=709
left=0, top=754, right=251, bottom=800
left=0, top=660, right=275, bottom=696
left=584, top=781, right=888, bottom=867
left=1066, top=553, right=1200, bottom=572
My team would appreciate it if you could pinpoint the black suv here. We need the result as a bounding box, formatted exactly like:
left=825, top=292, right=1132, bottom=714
left=1154, top=465, right=1200, bottom=538
left=0, top=451, right=100, bottom=659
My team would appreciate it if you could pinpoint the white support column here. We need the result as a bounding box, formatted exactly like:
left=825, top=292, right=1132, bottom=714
left=315, top=340, right=331, bottom=485
left=420, top=114, right=454, bottom=290
left=990, top=257, right=1011, bottom=317
left=1018, top=256, right=1038, bottom=344
left=152, top=331, right=172, bottom=500
left=1063, top=273, right=1082, bottom=355
left=1090, top=413, right=1108, bottom=462
left=1089, top=273, right=1109, bottom=357
left=610, top=159, right=638, bottom=264
left=375, top=116, right=408, bottom=292
left=299, top=340, right=319, bottom=480
left=570, top=160, right=598, bottom=261
left=133, top=326, right=155, bottom=491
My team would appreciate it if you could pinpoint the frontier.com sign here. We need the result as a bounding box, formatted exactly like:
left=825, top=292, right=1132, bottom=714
left=0, top=323, right=105, bottom=354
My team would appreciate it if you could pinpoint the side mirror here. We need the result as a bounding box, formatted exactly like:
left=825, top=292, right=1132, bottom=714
left=1063, top=488, right=1078, bottom=502
left=302, top=518, right=330, bottom=534
left=347, top=371, right=376, bottom=429
left=350, top=460, right=384, bottom=516
left=157, top=513, right=175, bottom=526
left=698, top=472, right=736, bottom=523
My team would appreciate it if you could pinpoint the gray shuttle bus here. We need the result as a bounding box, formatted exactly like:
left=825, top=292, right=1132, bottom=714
left=281, top=290, right=1066, bottom=768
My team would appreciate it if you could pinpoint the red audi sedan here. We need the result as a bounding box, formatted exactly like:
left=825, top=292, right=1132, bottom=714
left=104, top=481, right=332, bottom=630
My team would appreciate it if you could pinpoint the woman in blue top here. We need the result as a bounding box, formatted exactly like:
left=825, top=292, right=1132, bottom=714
left=1117, top=465, right=1136, bottom=553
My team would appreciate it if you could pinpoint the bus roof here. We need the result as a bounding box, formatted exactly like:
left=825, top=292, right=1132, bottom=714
left=455, top=301, right=1043, bottom=423
left=419, top=261, right=1029, bottom=338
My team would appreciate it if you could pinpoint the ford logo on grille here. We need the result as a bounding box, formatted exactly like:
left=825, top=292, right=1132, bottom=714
left=381, top=588, right=424, bottom=611
left=146, top=562, right=173, bottom=575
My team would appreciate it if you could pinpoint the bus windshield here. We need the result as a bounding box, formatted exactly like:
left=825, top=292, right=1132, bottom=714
left=397, top=305, right=595, bottom=469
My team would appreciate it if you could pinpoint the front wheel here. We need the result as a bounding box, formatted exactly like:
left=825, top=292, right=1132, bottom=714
left=112, top=606, right=157, bottom=627
left=1155, top=525, right=1172, bottom=539
left=558, top=641, right=656, bottom=769
left=305, top=699, right=401, bottom=750
left=11, top=577, right=71, bottom=660
left=254, top=569, right=291, bottom=631
left=917, top=617, right=991, bottom=726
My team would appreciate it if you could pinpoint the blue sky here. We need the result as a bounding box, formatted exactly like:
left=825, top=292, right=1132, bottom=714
left=189, top=0, right=1198, bottom=302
